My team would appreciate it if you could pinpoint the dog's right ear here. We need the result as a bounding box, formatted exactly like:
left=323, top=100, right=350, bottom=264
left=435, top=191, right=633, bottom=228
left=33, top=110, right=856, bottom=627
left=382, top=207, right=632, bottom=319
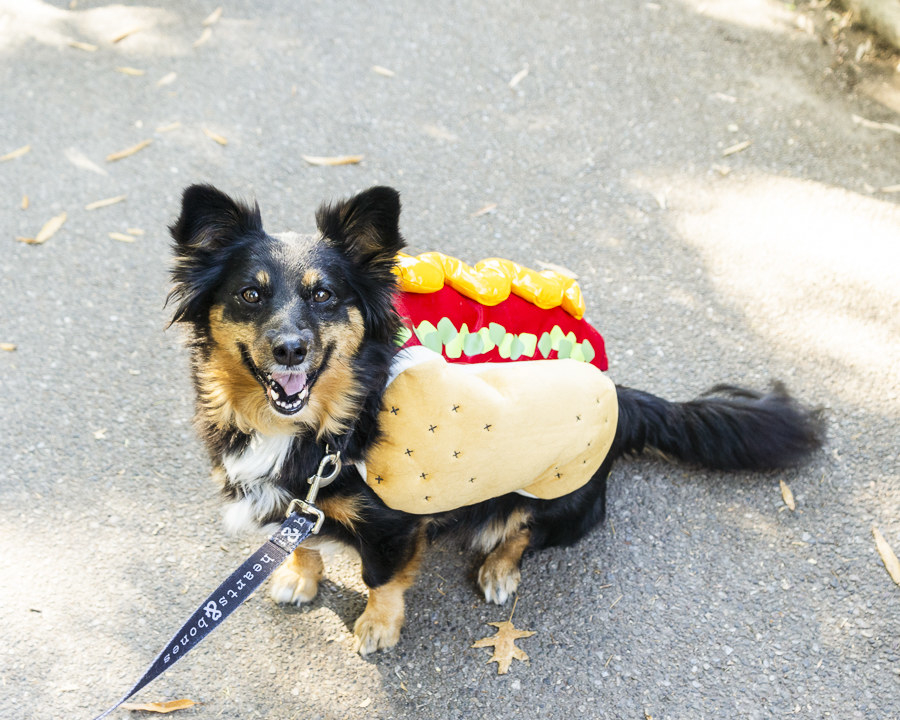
left=168, top=185, right=263, bottom=325
left=169, top=184, right=263, bottom=252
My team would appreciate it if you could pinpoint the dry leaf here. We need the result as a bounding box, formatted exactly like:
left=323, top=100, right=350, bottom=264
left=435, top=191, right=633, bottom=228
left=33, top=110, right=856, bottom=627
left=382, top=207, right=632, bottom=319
left=372, top=65, right=395, bottom=77
left=471, top=203, right=497, bottom=217
left=722, top=140, right=752, bottom=157
left=109, top=232, right=136, bottom=243
left=68, top=40, right=98, bottom=52
left=120, top=699, right=197, bottom=714
left=112, top=27, right=141, bottom=43
left=873, top=527, right=900, bottom=586
left=203, top=7, right=223, bottom=26
left=472, top=619, right=535, bottom=674
left=509, top=64, right=530, bottom=89
left=203, top=128, right=228, bottom=146
left=780, top=479, right=796, bottom=511
left=157, top=72, right=178, bottom=87
left=852, top=114, right=900, bottom=136
left=106, top=140, right=152, bottom=162
left=193, top=27, right=212, bottom=48
left=65, top=147, right=108, bottom=176
left=126, top=228, right=145, bottom=236
left=23, top=212, right=67, bottom=245
left=115, top=66, right=145, bottom=76
left=1, top=145, right=31, bottom=162
left=21, top=195, right=29, bottom=210
left=536, top=260, right=578, bottom=279
left=302, top=154, right=364, bottom=166
left=1, top=343, right=16, bottom=352
left=85, top=195, right=127, bottom=211
left=155, top=121, right=181, bottom=133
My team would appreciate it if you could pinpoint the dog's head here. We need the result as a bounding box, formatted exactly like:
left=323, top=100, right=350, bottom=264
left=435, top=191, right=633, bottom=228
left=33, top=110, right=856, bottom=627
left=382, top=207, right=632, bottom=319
left=169, top=184, right=405, bottom=436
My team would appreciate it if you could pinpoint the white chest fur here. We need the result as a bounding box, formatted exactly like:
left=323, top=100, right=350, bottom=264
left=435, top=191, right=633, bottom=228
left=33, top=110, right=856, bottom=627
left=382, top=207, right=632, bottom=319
left=221, top=432, right=294, bottom=534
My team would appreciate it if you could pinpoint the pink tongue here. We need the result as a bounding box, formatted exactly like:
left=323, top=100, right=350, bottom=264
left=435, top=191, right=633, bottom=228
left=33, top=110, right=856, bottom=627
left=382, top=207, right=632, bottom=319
left=271, top=371, right=307, bottom=397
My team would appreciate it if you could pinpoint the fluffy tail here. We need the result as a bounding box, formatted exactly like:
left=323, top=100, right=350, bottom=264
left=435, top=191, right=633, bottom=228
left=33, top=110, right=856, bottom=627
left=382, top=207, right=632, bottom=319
left=612, top=383, right=824, bottom=471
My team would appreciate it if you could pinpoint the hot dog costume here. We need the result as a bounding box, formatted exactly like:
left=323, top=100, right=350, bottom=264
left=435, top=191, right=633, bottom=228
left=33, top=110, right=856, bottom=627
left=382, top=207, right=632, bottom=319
left=357, top=252, right=618, bottom=514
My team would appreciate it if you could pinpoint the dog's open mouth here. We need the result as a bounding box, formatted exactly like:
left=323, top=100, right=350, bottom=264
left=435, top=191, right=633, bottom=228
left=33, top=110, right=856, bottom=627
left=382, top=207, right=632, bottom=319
left=241, top=347, right=316, bottom=416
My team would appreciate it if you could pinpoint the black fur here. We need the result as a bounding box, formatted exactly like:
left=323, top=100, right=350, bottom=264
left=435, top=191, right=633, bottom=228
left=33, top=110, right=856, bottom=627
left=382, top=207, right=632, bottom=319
left=169, top=183, right=824, bottom=652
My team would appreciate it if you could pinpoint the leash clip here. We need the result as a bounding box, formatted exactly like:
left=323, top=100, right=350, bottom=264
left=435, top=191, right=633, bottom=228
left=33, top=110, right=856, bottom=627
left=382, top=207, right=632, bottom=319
left=285, top=448, right=342, bottom=534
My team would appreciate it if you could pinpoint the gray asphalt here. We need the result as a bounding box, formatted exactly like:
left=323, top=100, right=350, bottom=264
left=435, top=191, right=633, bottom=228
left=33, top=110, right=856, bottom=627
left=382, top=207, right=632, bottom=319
left=2, top=1, right=900, bottom=719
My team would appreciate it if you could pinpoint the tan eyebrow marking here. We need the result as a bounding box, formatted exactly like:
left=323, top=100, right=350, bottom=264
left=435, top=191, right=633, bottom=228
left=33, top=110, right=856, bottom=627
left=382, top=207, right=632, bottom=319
left=302, top=269, right=321, bottom=287
left=254, top=270, right=270, bottom=286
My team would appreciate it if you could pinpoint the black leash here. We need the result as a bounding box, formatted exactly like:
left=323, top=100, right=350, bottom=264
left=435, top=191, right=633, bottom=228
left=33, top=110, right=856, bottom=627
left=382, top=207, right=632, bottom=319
left=91, top=451, right=342, bottom=719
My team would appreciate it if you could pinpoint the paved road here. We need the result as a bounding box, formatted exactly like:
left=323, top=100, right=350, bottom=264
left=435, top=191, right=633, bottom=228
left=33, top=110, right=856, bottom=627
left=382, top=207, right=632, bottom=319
left=2, top=1, right=899, bottom=719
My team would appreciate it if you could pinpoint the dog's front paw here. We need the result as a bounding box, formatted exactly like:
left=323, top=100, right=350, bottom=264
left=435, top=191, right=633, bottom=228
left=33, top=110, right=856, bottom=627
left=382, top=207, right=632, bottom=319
left=478, top=556, right=521, bottom=605
left=352, top=605, right=403, bottom=655
left=269, top=548, right=323, bottom=605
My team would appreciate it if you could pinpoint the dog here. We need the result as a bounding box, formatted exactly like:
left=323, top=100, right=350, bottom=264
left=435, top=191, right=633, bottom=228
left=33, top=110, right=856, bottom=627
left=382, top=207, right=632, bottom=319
left=168, top=184, right=823, bottom=655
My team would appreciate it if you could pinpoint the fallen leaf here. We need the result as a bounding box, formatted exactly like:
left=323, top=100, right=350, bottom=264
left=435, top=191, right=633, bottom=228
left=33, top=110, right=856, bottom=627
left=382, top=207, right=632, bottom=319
left=852, top=114, right=900, bottom=136
left=157, top=72, right=178, bottom=87
left=65, top=147, right=108, bottom=175
left=509, top=64, right=529, bottom=89
left=85, top=195, right=127, bottom=211
left=21, top=195, right=29, bottom=210
left=120, top=699, right=198, bottom=714
left=112, top=27, right=141, bottom=44
left=68, top=40, right=98, bottom=52
left=536, top=260, right=578, bottom=279
left=471, top=203, right=497, bottom=217
left=302, top=154, right=364, bottom=166
left=115, top=66, right=145, bottom=76
left=1, top=145, right=31, bottom=162
left=722, top=140, right=752, bottom=157
left=203, top=128, right=228, bottom=146
left=873, top=526, right=900, bottom=586
left=22, top=212, right=67, bottom=245
left=126, top=228, right=145, bottom=236
left=193, top=27, right=212, bottom=48
left=372, top=65, right=395, bottom=77
left=472, top=619, right=535, bottom=674
left=780, top=479, right=796, bottom=511
left=1, top=343, right=16, bottom=352
left=109, top=232, right=136, bottom=243
left=155, top=121, right=181, bottom=133
left=106, top=140, right=152, bottom=162
left=203, top=7, right=223, bottom=26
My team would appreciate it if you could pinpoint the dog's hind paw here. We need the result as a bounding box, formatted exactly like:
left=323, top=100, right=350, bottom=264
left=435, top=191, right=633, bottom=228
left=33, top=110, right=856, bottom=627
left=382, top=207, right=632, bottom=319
left=478, top=557, right=521, bottom=605
left=269, top=548, right=323, bottom=605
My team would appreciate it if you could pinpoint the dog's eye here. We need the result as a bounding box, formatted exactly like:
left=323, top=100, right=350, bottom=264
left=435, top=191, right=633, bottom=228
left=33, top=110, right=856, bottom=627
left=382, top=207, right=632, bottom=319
left=241, top=287, right=261, bottom=304
left=313, top=289, right=332, bottom=303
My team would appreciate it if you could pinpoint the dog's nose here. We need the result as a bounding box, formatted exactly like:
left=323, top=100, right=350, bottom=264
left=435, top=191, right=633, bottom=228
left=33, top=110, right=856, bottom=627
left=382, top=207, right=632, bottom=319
left=272, top=333, right=310, bottom=367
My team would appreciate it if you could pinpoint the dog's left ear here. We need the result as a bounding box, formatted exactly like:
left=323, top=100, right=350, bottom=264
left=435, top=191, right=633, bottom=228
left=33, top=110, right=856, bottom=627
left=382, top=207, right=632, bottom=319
left=315, top=186, right=406, bottom=266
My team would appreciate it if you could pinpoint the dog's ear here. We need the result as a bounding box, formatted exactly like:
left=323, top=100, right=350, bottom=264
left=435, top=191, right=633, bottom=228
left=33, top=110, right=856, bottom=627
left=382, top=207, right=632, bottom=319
left=315, top=186, right=406, bottom=266
left=170, top=184, right=263, bottom=252
left=168, top=185, right=263, bottom=325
